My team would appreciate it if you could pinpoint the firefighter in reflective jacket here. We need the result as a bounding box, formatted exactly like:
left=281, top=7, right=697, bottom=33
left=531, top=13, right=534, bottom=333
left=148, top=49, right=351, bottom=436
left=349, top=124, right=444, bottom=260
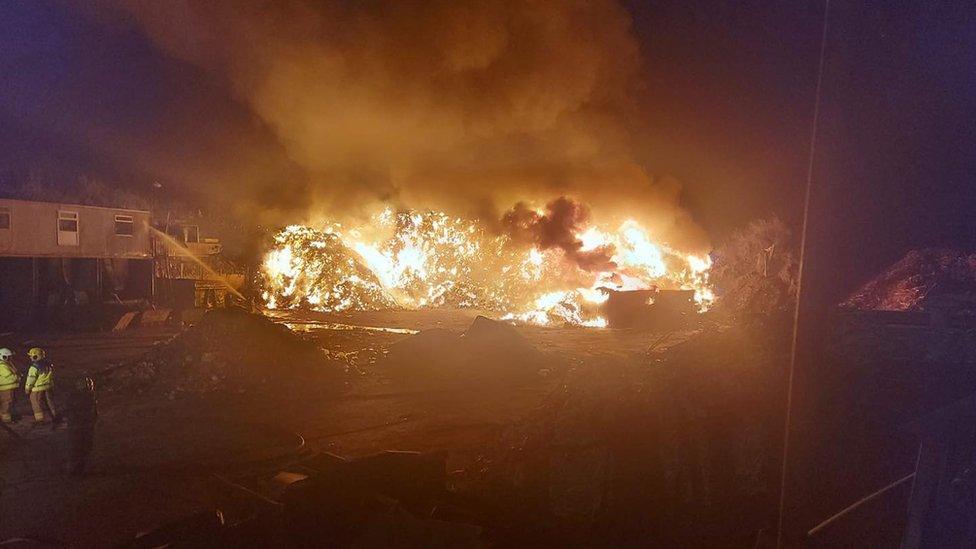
left=0, top=348, right=18, bottom=423
left=25, top=347, right=56, bottom=422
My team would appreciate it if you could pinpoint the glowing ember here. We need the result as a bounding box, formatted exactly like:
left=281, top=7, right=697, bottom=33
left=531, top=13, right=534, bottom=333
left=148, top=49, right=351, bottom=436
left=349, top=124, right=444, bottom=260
left=260, top=207, right=714, bottom=327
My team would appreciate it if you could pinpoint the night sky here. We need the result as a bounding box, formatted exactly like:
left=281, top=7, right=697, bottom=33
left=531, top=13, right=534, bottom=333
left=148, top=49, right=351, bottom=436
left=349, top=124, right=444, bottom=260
left=2, top=1, right=975, bottom=297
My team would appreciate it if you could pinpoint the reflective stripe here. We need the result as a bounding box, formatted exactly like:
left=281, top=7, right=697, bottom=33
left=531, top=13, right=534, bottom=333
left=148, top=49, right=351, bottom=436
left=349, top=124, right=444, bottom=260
left=0, top=361, right=17, bottom=390
left=33, top=375, right=53, bottom=389
left=26, top=365, right=53, bottom=391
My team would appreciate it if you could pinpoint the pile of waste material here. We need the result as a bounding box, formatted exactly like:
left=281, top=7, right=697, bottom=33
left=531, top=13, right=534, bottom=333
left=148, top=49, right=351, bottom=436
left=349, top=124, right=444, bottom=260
left=461, top=316, right=790, bottom=546
left=381, top=316, right=550, bottom=383
left=842, top=248, right=976, bottom=313
left=709, top=217, right=798, bottom=317
left=101, top=308, right=343, bottom=398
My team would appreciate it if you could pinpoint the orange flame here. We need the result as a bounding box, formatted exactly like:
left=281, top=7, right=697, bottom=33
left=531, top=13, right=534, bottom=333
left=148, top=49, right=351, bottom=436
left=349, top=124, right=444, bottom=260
left=260, top=208, right=713, bottom=327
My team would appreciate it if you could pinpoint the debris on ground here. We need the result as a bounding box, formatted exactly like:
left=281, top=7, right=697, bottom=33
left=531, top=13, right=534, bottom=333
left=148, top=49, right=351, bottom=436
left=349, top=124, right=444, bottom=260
left=100, top=307, right=343, bottom=398
left=461, top=316, right=790, bottom=546
left=123, top=450, right=489, bottom=548
left=842, top=248, right=976, bottom=314
left=382, top=316, right=550, bottom=382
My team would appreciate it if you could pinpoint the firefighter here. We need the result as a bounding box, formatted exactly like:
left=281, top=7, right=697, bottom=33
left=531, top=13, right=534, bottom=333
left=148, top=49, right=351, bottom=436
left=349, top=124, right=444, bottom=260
left=25, top=347, right=57, bottom=423
left=0, top=348, right=19, bottom=423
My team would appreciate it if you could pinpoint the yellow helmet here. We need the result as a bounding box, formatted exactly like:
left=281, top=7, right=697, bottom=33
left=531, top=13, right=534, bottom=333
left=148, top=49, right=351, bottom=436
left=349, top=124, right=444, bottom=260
left=27, top=347, right=45, bottom=361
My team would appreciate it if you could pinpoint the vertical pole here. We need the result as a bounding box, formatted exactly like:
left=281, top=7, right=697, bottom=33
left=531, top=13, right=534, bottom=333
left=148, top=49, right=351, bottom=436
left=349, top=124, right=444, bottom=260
left=95, top=258, right=103, bottom=303
left=777, top=1, right=831, bottom=546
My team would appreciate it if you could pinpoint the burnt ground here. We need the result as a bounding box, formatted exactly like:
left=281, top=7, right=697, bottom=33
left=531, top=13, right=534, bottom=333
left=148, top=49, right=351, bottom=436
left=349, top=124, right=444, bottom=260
left=0, top=309, right=697, bottom=547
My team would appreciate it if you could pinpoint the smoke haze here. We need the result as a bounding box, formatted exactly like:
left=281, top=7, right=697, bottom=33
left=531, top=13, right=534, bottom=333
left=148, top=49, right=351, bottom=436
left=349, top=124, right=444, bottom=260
left=89, top=0, right=708, bottom=251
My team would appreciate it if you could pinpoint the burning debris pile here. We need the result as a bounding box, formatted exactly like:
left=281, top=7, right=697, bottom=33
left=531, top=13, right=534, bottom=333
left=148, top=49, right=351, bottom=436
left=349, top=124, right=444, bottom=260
left=262, top=225, right=397, bottom=312
left=260, top=201, right=714, bottom=328
left=842, top=248, right=976, bottom=314
left=709, top=217, right=798, bottom=316
left=262, top=211, right=521, bottom=312
left=102, top=308, right=343, bottom=398
left=382, top=316, right=550, bottom=383
left=463, top=318, right=790, bottom=545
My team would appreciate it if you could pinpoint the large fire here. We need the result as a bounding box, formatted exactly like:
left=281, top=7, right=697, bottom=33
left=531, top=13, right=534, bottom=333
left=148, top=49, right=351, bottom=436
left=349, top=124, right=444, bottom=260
left=260, top=207, right=714, bottom=327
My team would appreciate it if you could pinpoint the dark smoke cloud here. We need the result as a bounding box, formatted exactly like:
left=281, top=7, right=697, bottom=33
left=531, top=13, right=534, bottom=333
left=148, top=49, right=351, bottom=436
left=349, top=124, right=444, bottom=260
left=502, top=197, right=616, bottom=271
left=87, top=0, right=709, bottom=251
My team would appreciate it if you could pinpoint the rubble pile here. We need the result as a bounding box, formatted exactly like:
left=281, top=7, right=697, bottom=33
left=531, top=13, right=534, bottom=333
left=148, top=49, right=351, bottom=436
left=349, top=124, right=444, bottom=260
left=465, top=317, right=790, bottom=546
left=102, top=308, right=343, bottom=398
left=842, top=248, right=976, bottom=313
left=381, top=316, right=550, bottom=382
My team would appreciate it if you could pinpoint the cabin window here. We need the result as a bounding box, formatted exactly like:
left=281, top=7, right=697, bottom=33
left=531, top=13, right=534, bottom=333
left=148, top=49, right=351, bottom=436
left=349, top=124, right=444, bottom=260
left=57, top=210, right=79, bottom=246
left=0, top=207, right=9, bottom=230
left=115, top=214, right=134, bottom=236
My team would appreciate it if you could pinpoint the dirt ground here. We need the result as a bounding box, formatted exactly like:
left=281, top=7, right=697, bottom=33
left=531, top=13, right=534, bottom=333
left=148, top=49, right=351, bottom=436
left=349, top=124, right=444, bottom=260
left=0, top=309, right=694, bottom=546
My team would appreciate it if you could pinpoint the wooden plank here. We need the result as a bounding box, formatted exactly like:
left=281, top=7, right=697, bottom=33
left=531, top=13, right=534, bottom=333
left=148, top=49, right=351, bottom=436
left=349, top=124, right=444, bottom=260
left=112, top=311, right=137, bottom=332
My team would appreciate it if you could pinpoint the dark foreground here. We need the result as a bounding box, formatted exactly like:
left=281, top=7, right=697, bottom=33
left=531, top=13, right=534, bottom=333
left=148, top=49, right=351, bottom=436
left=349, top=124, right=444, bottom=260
left=1, top=308, right=708, bottom=546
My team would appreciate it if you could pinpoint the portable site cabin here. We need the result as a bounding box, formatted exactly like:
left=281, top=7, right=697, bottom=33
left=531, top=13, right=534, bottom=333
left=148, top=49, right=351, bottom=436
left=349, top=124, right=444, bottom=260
left=0, top=198, right=153, bottom=327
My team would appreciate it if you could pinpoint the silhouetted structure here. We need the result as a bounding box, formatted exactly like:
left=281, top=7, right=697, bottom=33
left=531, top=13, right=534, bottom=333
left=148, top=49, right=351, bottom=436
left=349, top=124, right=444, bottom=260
left=602, top=288, right=696, bottom=329
left=0, top=198, right=153, bottom=329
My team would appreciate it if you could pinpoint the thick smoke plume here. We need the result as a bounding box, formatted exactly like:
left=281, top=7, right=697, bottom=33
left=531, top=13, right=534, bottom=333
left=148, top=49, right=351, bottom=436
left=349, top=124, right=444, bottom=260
left=503, top=198, right=616, bottom=271
left=92, top=0, right=708, bottom=251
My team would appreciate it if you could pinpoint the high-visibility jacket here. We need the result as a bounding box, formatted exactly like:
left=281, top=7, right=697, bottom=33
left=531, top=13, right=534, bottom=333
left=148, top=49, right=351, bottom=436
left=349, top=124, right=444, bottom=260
left=25, top=360, right=54, bottom=392
left=0, top=360, right=18, bottom=391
